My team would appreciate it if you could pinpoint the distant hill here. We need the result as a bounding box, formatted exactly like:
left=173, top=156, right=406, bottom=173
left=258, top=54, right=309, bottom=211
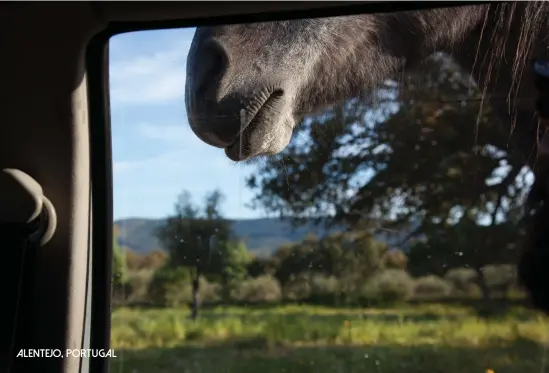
left=114, top=217, right=419, bottom=257
left=114, top=217, right=340, bottom=257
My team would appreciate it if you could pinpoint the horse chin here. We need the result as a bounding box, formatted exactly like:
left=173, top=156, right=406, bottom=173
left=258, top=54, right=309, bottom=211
left=224, top=117, right=294, bottom=162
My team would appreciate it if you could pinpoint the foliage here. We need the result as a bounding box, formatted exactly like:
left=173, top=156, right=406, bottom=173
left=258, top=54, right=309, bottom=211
left=125, top=248, right=168, bottom=271
left=148, top=265, right=220, bottom=307
left=413, top=275, right=453, bottom=299
left=245, top=54, right=529, bottom=283
left=156, top=189, right=246, bottom=318
left=217, top=239, right=252, bottom=300
left=381, top=248, right=408, bottom=269
left=407, top=218, right=521, bottom=278
left=247, top=256, right=277, bottom=277
left=282, top=273, right=312, bottom=300
left=112, top=227, right=126, bottom=288
left=231, top=275, right=282, bottom=303
left=444, top=267, right=480, bottom=296
left=148, top=265, right=192, bottom=307
left=309, top=274, right=340, bottom=298
left=482, top=264, right=518, bottom=298
left=281, top=273, right=341, bottom=302
left=272, top=230, right=388, bottom=289
left=124, top=270, right=155, bottom=304
left=221, top=240, right=252, bottom=280
left=156, top=190, right=232, bottom=277
left=362, top=269, right=415, bottom=302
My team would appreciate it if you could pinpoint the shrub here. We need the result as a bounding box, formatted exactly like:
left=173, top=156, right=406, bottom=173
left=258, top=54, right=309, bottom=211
left=482, top=265, right=516, bottom=286
left=199, top=279, right=221, bottom=303
left=413, top=275, right=452, bottom=300
left=362, top=269, right=415, bottom=302
left=148, top=266, right=221, bottom=307
left=282, top=274, right=340, bottom=303
left=444, top=267, right=480, bottom=297
left=283, top=273, right=311, bottom=301
left=125, top=269, right=155, bottom=304
left=382, top=249, right=409, bottom=269
left=310, top=274, right=340, bottom=296
left=148, top=266, right=191, bottom=307
left=126, top=249, right=168, bottom=271
left=232, top=275, right=282, bottom=303
left=140, top=250, right=169, bottom=271
left=309, top=274, right=340, bottom=304
left=482, top=264, right=517, bottom=298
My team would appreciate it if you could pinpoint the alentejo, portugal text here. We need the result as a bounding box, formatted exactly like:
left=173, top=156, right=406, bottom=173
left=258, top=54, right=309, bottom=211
left=17, top=349, right=117, bottom=358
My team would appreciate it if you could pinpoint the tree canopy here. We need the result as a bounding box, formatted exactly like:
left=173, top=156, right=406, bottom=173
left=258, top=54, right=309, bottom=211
left=246, top=54, right=530, bottom=286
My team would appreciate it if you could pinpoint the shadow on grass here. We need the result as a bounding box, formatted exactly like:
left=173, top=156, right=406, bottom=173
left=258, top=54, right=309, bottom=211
left=110, top=337, right=546, bottom=373
left=192, top=311, right=468, bottom=323
left=118, top=297, right=536, bottom=313
left=117, top=303, right=540, bottom=324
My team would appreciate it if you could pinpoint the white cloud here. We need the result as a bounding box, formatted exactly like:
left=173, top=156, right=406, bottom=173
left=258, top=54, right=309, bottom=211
left=112, top=150, right=190, bottom=173
left=113, top=149, right=229, bottom=174
left=109, top=34, right=194, bottom=105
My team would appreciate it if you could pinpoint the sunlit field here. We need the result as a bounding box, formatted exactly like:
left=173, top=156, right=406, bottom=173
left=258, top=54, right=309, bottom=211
left=109, top=303, right=549, bottom=373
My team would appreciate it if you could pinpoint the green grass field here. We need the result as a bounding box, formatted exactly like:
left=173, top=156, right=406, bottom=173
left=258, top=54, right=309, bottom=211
left=109, top=303, right=549, bottom=373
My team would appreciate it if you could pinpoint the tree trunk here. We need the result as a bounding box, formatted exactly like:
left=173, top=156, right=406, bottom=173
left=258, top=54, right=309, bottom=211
left=191, top=273, right=200, bottom=320
left=221, top=273, right=230, bottom=304
left=501, top=281, right=512, bottom=301
left=475, top=267, right=491, bottom=303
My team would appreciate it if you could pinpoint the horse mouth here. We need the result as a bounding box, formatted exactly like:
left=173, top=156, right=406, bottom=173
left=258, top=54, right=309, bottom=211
left=225, top=90, right=284, bottom=161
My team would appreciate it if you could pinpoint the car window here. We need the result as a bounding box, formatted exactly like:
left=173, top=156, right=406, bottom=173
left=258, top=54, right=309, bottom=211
left=108, top=5, right=549, bottom=372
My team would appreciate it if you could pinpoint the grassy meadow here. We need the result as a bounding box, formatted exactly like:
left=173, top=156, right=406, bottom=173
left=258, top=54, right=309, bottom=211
left=109, top=303, right=549, bottom=373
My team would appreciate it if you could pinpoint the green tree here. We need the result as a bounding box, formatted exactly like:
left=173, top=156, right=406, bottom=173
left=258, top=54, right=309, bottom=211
left=246, top=54, right=528, bottom=281
left=156, top=189, right=253, bottom=317
left=272, top=240, right=315, bottom=288
left=272, top=230, right=388, bottom=302
left=156, top=189, right=231, bottom=319
left=218, top=239, right=252, bottom=302
left=407, top=217, right=519, bottom=301
left=247, top=256, right=277, bottom=278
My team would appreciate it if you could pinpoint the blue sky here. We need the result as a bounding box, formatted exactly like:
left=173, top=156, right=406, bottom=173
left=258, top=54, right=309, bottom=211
left=110, top=28, right=259, bottom=221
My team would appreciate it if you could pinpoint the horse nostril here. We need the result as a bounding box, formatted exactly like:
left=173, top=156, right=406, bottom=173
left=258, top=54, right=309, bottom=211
left=271, top=89, right=284, bottom=99
left=195, top=40, right=229, bottom=98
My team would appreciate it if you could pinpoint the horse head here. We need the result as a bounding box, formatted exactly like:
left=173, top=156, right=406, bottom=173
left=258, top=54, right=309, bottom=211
left=185, top=7, right=486, bottom=161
